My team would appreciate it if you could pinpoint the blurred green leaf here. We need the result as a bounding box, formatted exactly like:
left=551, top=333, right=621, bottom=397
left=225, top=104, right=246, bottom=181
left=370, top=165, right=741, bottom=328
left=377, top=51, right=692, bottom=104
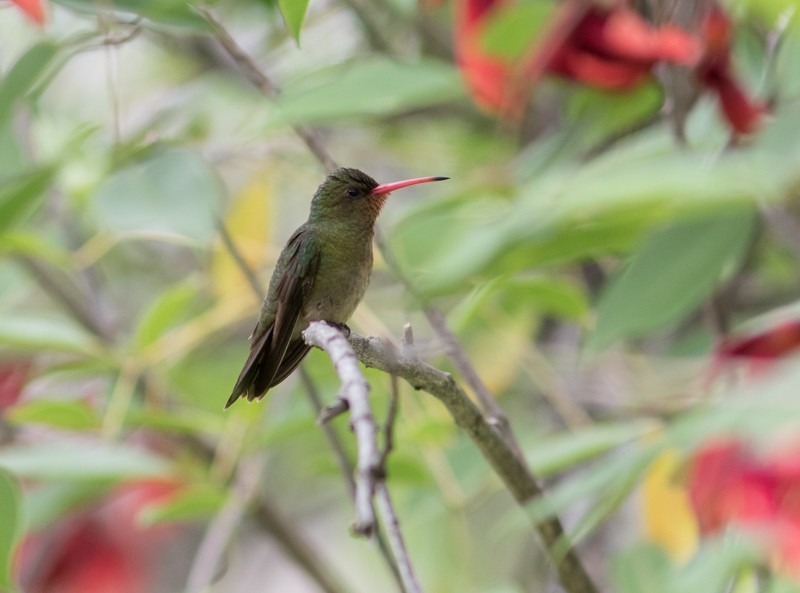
left=0, top=231, right=72, bottom=267
left=92, top=149, right=221, bottom=242
left=127, top=407, right=225, bottom=436
left=0, top=166, right=58, bottom=233
left=23, top=482, right=105, bottom=531
left=133, top=281, right=201, bottom=350
left=672, top=536, right=759, bottom=593
left=526, top=444, right=661, bottom=523
left=613, top=545, right=672, bottom=593
left=0, top=314, right=101, bottom=355
left=0, top=442, right=170, bottom=481
left=274, top=58, right=465, bottom=124
left=278, top=0, right=310, bottom=43
left=0, top=469, right=21, bottom=591
left=0, top=41, right=59, bottom=128
left=137, top=483, right=225, bottom=526
left=6, top=399, right=100, bottom=431
left=51, top=0, right=209, bottom=29
left=592, top=208, right=757, bottom=348
left=567, top=83, right=663, bottom=149
left=525, top=420, right=660, bottom=477
left=481, top=1, right=555, bottom=59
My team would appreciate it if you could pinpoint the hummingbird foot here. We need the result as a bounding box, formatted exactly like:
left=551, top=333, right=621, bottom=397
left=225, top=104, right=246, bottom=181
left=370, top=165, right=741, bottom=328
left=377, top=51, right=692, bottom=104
left=324, top=321, right=351, bottom=338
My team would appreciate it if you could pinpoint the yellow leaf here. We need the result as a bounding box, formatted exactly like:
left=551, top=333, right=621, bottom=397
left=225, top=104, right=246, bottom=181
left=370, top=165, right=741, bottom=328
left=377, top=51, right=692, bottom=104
left=641, top=449, right=699, bottom=562
left=211, top=174, right=273, bottom=304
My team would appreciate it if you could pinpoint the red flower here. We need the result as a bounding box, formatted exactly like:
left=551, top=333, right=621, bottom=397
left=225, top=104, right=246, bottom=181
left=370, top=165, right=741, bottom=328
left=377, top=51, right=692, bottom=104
left=546, top=5, right=700, bottom=91
left=0, top=361, right=29, bottom=413
left=696, top=4, right=765, bottom=134
left=16, top=479, right=183, bottom=593
left=453, top=0, right=700, bottom=113
left=453, top=0, right=516, bottom=111
left=708, top=318, right=800, bottom=385
left=9, top=0, right=46, bottom=24
left=688, top=438, right=800, bottom=577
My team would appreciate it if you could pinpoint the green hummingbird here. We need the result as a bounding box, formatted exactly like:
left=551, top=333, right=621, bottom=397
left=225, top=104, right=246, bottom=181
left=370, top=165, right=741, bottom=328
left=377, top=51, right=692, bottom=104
left=226, top=167, right=448, bottom=408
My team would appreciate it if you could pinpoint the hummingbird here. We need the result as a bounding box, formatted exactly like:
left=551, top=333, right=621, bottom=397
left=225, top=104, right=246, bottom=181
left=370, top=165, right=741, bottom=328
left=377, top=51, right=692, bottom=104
left=226, top=167, right=448, bottom=408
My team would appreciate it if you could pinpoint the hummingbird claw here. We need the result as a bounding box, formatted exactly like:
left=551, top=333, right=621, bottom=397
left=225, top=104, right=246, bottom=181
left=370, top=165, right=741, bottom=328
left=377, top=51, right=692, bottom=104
left=325, top=321, right=351, bottom=338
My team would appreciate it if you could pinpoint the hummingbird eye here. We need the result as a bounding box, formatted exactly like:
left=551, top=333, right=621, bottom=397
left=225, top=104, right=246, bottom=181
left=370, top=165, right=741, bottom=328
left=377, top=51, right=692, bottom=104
left=346, top=188, right=360, bottom=198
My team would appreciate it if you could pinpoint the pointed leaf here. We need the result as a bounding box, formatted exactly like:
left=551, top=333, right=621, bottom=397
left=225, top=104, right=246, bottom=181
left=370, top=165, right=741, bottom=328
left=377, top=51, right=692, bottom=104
left=0, top=442, right=170, bottom=481
left=592, top=208, right=756, bottom=348
left=6, top=399, right=100, bottom=431
left=0, top=166, right=58, bottom=233
left=0, top=41, right=59, bottom=127
left=278, top=0, right=310, bottom=43
left=525, top=420, right=660, bottom=477
left=0, top=469, right=22, bottom=590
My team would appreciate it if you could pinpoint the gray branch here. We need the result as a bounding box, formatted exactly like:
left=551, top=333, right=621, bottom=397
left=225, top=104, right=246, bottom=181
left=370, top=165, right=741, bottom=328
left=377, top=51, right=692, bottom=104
left=303, top=321, right=381, bottom=535
left=303, top=322, right=426, bottom=593
left=349, top=333, right=598, bottom=593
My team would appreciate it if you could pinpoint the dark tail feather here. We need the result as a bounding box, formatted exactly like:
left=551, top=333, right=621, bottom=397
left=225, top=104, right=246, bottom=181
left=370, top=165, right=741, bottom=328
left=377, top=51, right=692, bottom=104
left=225, top=327, right=273, bottom=409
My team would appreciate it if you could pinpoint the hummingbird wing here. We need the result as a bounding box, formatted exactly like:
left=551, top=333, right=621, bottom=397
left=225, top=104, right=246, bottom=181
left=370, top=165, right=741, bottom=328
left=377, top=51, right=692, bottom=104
left=226, top=228, right=320, bottom=407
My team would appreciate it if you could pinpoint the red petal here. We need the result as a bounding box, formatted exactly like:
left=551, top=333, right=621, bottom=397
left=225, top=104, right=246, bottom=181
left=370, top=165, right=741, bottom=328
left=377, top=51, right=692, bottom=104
left=10, top=0, right=46, bottom=24
left=718, top=320, right=800, bottom=360
left=0, top=361, right=29, bottom=412
left=453, top=0, right=515, bottom=112
left=550, top=45, right=652, bottom=90
left=574, top=8, right=700, bottom=65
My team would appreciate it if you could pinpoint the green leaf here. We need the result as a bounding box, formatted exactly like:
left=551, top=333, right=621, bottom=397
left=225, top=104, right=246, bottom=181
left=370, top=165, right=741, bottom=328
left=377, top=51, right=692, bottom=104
left=481, top=1, right=555, bottom=59
left=51, top=0, right=209, bottom=29
left=0, top=469, right=22, bottom=591
left=274, top=58, right=465, bottom=125
left=0, top=41, right=59, bottom=128
left=278, top=0, right=310, bottom=43
left=567, top=83, right=663, bottom=148
left=525, top=420, right=660, bottom=477
left=592, top=208, right=757, bottom=348
left=6, top=399, right=100, bottom=431
left=92, top=149, right=221, bottom=242
left=0, top=166, right=58, bottom=233
left=613, top=545, right=672, bottom=593
left=137, top=483, right=225, bottom=526
left=0, top=442, right=170, bottom=481
left=133, top=281, right=201, bottom=350
left=23, top=482, right=104, bottom=531
left=127, top=407, right=225, bottom=436
left=0, top=314, right=101, bottom=355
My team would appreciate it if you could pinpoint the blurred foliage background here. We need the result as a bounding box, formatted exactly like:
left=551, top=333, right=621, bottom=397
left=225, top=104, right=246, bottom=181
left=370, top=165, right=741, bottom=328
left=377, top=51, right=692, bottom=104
left=2, top=0, right=800, bottom=591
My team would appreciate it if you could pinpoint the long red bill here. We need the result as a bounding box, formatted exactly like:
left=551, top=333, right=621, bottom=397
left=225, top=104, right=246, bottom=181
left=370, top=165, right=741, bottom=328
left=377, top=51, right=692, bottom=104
left=371, top=176, right=449, bottom=196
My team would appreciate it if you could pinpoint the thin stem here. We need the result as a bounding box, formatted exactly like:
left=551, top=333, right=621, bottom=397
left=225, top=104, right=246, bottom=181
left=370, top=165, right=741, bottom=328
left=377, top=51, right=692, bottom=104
left=198, top=6, right=339, bottom=173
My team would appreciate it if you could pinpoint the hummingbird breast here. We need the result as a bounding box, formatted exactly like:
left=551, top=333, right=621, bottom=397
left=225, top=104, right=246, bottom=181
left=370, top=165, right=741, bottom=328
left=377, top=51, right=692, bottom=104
left=304, top=225, right=374, bottom=324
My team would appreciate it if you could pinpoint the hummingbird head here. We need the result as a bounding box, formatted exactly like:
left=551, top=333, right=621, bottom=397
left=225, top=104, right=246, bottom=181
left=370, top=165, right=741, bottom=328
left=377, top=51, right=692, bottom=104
left=310, top=167, right=448, bottom=225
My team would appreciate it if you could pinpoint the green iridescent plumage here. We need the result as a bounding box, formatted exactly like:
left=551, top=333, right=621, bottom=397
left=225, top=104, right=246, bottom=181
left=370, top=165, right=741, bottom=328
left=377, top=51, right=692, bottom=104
left=226, top=167, right=447, bottom=408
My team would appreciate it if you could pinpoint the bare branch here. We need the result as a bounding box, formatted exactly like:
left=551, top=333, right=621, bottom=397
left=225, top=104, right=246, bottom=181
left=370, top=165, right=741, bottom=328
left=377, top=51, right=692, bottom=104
left=375, top=483, right=423, bottom=593
left=302, top=322, right=380, bottom=535
left=423, top=308, right=523, bottom=457
left=349, top=332, right=599, bottom=593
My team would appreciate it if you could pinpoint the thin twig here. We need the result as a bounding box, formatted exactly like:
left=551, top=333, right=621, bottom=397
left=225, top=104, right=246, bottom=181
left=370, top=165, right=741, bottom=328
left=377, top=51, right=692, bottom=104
left=14, top=255, right=114, bottom=342
left=216, top=217, right=264, bottom=298
left=303, top=322, right=379, bottom=535
left=251, top=493, right=352, bottom=593
left=300, top=368, right=404, bottom=590
left=186, top=453, right=266, bottom=591
left=349, top=332, right=598, bottom=593
left=373, top=373, right=423, bottom=593
left=423, top=308, right=523, bottom=457
left=304, top=322, right=425, bottom=593
left=375, top=484, right=423, bottom=593
left=198, top=6, right=339, bottom=173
